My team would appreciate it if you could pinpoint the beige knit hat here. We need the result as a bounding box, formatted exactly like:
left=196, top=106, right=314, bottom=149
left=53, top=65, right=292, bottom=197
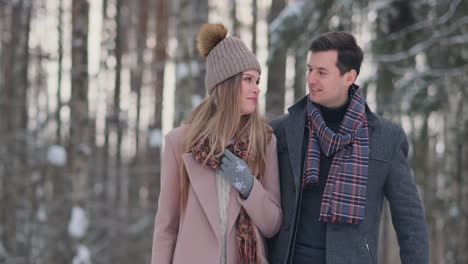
left=197, top=24, right=261, bottom=92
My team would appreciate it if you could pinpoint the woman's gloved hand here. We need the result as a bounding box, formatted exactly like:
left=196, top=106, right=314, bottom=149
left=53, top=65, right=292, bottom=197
left=218, top=149, right=254, bottom=199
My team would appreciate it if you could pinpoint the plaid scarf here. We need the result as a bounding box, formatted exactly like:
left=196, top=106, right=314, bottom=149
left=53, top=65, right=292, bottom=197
left=303, top=84, right=370, bottom=224
left=192, top=130, right=271, bottom=263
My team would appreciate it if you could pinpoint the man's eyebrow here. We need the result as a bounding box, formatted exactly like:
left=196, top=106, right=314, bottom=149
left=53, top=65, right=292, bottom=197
left=307, top=65, right=329, bottom=71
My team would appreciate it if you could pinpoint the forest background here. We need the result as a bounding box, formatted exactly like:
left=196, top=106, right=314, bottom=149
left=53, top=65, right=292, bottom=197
left=1, top=0, right=468, bottom=263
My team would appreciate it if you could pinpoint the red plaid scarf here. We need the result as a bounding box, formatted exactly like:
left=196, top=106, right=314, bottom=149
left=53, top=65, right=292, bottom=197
left=303, top=84, right=370, bottom=224
left=192, top=129, right=271, bottom=263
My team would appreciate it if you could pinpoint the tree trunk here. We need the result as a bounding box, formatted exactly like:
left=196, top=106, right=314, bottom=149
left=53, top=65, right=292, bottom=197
left=251, top=0, right=258, bottom=54
left=372, top=3, right=418, bottom=262
left=172, top=0, right=208, bottom=127
left=231, top=0, right=239, bottom=36
left=266, top=0, right=287, bottom=120
left=444, top=88, right=465, bottom=264
left=373, top=1, right=416, bottom=117
left=113, top=0, right=124, bottom=212
left=100, top=0, right=111, bottom=205
left=462, top=105, right=468, bottom=264
left=128, top=0, right=149, bottom=218
left=147, top=0, right=170, bottom=208
left=56, top=0, right=64, bottom=144
left=69, top=4, right=90, bottom=263
left=70, top=0, right=90, bottom=206
left=0, top=0, right=32, bottom=258
left=293, top=49, right=307, bottom=102
left=48, top=1, right=72, bottom=251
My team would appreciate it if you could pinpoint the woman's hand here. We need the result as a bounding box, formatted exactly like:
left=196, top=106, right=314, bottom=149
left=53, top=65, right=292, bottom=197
left=218, top=149, right=254, bottom=198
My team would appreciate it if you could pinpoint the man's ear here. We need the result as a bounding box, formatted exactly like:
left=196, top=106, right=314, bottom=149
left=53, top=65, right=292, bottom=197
left=345, top=69, right=357, bottom=86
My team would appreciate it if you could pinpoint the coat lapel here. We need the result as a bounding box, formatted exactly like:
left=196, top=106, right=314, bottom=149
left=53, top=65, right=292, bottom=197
left=285, top=97, right=307, bottom=192
left=182, top=153, right=220, bottom=241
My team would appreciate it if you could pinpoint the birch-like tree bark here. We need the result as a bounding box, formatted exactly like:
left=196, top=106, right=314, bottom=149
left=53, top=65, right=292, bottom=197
left=266, top=0, right=287, bottom=119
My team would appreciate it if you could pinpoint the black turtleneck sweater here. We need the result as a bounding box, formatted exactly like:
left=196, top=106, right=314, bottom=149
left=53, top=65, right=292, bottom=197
left=292, top=98, right=350, bottom=264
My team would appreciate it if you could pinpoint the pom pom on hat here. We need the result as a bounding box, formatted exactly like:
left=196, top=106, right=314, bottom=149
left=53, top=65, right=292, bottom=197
left=196, top=23, right=261, bottom=91
left=197, top=24, right=228, bottom=57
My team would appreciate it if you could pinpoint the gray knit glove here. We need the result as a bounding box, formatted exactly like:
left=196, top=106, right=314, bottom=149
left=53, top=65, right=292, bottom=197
left=218, top=149, right=254, bottom=198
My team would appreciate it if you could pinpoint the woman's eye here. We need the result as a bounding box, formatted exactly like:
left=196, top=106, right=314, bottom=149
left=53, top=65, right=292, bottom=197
left=244, top=77, right=251, bottom=82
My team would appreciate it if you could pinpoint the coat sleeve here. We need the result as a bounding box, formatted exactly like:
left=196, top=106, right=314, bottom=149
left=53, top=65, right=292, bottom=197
left=384, top=127, right=429, bottom=264
left=151, top=134, right=181, bottom=264
left=238, top=135, right=282, bottom=238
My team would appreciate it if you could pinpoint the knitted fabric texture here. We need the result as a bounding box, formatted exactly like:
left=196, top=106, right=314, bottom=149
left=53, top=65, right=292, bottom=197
left=205, top=36, right=261, bottom=92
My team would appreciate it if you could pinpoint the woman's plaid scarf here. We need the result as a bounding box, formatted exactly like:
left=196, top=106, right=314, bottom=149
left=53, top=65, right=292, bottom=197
left=303, top=84, right=370, bottom=224
left=192, top=129, right=271, bottom=263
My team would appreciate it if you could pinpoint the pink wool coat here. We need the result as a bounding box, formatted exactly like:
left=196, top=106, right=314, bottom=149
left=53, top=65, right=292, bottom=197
left=151, top=125, right=282, bottom=264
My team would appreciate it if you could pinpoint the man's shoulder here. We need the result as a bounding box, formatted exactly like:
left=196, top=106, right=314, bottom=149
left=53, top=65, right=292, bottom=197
left=368, top=112, right=407, bottom=156
left=269, top=113, right=290, bottom=131
left=370, top=113, right=404, bottom=138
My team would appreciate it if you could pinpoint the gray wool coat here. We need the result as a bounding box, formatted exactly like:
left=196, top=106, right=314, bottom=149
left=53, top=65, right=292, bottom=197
left=267, top=96, right=429, bottom=264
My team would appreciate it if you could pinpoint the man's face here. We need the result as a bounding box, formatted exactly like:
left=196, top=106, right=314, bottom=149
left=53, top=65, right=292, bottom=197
left=307, top=50, right=356, bottom=108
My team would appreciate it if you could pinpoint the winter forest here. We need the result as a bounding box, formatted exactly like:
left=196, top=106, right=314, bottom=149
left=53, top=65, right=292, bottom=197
left=1, top=0, right=468, bottom=263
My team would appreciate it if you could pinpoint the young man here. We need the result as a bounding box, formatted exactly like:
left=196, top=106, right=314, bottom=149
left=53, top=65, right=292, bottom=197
left=268, top=32, right=429, bottom=264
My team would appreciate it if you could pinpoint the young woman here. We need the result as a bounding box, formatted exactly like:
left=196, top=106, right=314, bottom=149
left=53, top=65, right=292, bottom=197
left=151, top=24, right=282, bottom=263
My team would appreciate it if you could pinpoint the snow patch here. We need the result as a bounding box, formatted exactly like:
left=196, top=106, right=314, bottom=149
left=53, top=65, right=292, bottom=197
left=68, top=207, right=89, bottom=239
left=31, top=171, right=41, bottom=183
left=36, top=187, right=44, bottom=198
left=176, top=60, right=199, bottom=80
left=72, top=244, right=91, bottom=264
left=48, top=145, right=67, bottom=166
left=449, top=205, right=460, bottom=217
left=0, top=241, right=6, bottom=258
left=191, top=94, right=202, bottom=108
left=269, top=1, right=304, bottom=34
left=149, top=129, right=162, bottom=148
left=78, top=143, right=92, bottom=156
left=37, top=206, right=47, bottom=222
left=415, top=53, right=427, bottom=72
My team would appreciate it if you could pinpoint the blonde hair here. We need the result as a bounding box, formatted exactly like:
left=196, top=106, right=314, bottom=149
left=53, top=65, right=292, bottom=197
left=179, top=73, right=270, bottom=211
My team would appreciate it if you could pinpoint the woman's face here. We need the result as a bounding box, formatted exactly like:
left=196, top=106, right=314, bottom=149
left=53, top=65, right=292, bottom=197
left=239, top=69, right=260, bottom=115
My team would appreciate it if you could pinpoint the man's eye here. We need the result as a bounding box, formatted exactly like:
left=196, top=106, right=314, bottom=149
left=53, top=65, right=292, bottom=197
left=244, top=77, right=251, bottom=82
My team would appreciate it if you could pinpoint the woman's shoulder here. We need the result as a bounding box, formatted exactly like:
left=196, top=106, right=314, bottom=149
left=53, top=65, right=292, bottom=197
left=165, top=124, right=190, bottom=148
left=263, top=123, right=277, bottom=150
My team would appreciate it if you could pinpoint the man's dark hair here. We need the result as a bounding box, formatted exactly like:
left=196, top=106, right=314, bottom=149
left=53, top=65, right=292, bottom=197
left=309, top=31, right=363, bottom=76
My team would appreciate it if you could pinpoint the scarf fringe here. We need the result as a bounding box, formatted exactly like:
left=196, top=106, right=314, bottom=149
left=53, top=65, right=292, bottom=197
left=236, top=207, right=259, bottom=263
left=319, top=215, right=363, bottom=224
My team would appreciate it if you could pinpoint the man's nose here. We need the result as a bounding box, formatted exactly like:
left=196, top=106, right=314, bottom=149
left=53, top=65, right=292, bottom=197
left=308, top=72, right=318, bottom=85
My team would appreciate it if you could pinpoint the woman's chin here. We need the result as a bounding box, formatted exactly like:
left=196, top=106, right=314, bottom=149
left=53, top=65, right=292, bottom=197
left=240, top=108, right=256, bottom=116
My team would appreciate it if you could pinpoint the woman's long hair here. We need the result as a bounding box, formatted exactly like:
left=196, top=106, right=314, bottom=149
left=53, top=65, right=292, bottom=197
left=179, top=73, right=269, bottom=212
